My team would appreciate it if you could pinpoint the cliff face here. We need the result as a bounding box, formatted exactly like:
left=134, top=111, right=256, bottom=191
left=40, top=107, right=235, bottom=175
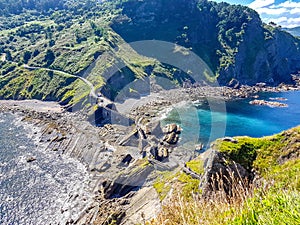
left=1, top=0, right=300, bottom=106
left=222, top=21, right=300, bottom=85
left=111, top=0, right=300, bottom=85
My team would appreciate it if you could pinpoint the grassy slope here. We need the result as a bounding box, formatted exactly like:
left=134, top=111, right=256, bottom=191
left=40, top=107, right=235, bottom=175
left=150, top=127, right=300, bottom=224
left=0, top=8, right=187, bottom=107
left=1, top=0, right=299, bottom=107
left=0, top=2, right=116, bottom=107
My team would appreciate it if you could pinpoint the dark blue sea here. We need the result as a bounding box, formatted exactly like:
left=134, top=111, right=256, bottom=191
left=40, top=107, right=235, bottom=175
left=163, top=91, right=300, bottom=148
left=0, top=113, right=92, bottom=224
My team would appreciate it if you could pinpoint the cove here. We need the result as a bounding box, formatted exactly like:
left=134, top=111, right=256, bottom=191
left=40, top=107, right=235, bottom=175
left=163, top=91, right=300, bottom=147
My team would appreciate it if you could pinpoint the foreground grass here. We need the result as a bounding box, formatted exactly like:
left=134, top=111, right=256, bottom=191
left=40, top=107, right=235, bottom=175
left=149, top=187, right=300, bottom=225
left=150, top=127, right=300, bottom=225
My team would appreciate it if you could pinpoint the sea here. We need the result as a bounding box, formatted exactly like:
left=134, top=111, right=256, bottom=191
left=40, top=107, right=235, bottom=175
left=163, top=90, right=300, bottom=148
left=1, top=91, right=300, bottom=223
left=0, top=113, right=92, bottom=224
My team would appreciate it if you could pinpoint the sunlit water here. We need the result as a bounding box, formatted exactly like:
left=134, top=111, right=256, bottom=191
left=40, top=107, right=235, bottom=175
left=164, top=91, right=300, bottom=147
left=0, top=113, right=92, bottom=224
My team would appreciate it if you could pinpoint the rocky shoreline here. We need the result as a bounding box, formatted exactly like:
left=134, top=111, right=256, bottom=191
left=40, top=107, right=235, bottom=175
left=126, top=79, right=300, bottom=123
left=1, top=79, right=300, bottom=224
left=0, top=100, right=188, bottom=224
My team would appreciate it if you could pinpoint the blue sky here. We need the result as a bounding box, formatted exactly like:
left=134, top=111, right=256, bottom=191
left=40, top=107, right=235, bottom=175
left=213, top=0, right=300, bottom=28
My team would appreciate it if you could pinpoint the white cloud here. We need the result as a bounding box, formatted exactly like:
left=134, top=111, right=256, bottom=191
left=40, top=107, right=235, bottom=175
left=266, top=16, right=288, bottom=24
left=249, top=0, right=274, bottom=9
left=248, top=0, right=300, bottom=28
left=265, top=16, right=300, bottom=28
left=287, top=17, right=300, bottom=24
left=290, top=8, right=300, bottom=14
left=255, top=7, right=287, bottom=15
left=282, top=17, right=300, bottom=28
left=278, top=1, right=300, bottom=8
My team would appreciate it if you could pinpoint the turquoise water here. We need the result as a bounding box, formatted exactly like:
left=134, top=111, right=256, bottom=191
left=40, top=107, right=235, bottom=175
left=164, top=91, right=300, bottom=148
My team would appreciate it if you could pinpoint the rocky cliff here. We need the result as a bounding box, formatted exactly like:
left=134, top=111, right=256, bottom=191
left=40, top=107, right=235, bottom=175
left=1, top=0, right=300, bottom=106
left=111, top=0, right=300, bottom=86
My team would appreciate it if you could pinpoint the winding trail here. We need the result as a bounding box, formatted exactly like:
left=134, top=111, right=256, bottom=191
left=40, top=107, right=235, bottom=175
left=22, top=65, right=133, bottom=126
left=23, top=64, right=98, bottom=99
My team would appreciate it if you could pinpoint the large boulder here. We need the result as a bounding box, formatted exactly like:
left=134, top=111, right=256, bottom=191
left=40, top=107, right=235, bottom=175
left=163, top=132, right=179, bottom=144
left=162, top=123, right=181, bottom=134
left=162, top=124, right=181, bottom=145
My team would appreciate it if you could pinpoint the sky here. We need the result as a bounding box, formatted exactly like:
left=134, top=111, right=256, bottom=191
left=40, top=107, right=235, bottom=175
left=213, top=0, right=300, bottom=28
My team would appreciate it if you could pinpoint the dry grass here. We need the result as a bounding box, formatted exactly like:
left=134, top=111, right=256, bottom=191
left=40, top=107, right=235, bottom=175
left=148, top=167, right=300, bottom=225
left=149, top=170, right=254, bottom=225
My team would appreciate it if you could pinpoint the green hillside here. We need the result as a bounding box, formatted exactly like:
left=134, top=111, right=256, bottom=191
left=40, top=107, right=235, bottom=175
left=1, top=0, right=300, bottom=108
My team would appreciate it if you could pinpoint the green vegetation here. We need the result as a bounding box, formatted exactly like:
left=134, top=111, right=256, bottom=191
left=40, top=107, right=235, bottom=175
left=153, top=171, right=177, bottom=201
left=216, top=126, right=300, bottom=183
left=150, top=127, right=300, bottom=225
left=153, top=158, right=204, bottom=201
left=0, top=68, right=76, bottom=100
left=153, top=168, right=202, bottom=201
left=1, top=0, right=299, bottom=107
left=177, top=172, right=201, bottom=199
left=232, top=189, right=300, bottom=225
left=185, top=157, right=204, bottom=174
left=150, top=186, right=300, bottom=225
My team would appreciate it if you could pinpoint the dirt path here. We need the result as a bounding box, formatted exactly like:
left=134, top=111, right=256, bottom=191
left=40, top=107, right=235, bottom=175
left=23, top=64, right=98, bottom=99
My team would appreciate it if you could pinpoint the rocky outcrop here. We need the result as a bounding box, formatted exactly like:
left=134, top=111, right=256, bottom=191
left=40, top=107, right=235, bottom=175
left=117, top=119, right=182, bottom=161
left=200, top=149, right=251, bottom=197
left=220, top=22, right=300, bottom=85
left=112, top=0, right=300, bottom=86
left=249, top=99, right=288, bottom=108
left=101, top=165, right=154, bottom=199
left=162, top=123, right=181, bottom=145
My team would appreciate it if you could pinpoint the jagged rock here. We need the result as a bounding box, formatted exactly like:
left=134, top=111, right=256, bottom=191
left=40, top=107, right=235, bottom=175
left=120, top=154, right=133, bottom=166
left=222, top=137, right=238, bottom=143
left=122, top=186, right=161, bottom=224
left=138, top=139, right=149, bottom=152
left=145, top=145, right=158, bottom=159
left=118, top=129, right=139, bottom=146
left=228, top=78, right=240, bottom=89
left=161, top=124, right=181, bottom=145
left=143, top=124, right=152, bottom=134
left=249, top=99, right=288, bottom=108
left=163, top=132, right=179, bottom=145
left=103, top=210, right=126, bottom=225
left=91, top=162, right=111, bottom=172
left=157, top=146, right=169, bottom=158
left=200, top=149, right=251, bottom=197
left=137, top=127, right=147, bottom=139
left=26, top=156, right=36, bottom=162
left=102, top=165, right=154, bottom=199
left=162, top=123, right=178, bottom=134
left=148, top=121, right=164, bottom=138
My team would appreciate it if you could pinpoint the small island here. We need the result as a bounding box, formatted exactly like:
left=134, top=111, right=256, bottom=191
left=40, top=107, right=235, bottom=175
left=249, top=99, right=288, bottom=108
